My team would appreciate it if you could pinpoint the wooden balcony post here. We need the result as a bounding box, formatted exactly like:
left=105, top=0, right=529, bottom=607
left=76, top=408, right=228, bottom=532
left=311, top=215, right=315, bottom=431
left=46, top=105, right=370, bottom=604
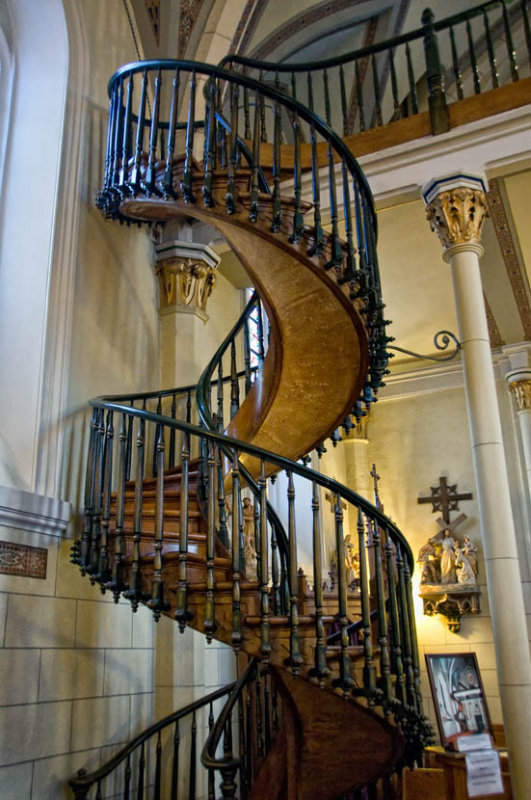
left=422, top=8, right=450, bottom=135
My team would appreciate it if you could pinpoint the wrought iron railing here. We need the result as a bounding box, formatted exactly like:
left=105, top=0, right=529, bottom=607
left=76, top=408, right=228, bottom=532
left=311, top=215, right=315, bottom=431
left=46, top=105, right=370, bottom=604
left=96, top=58, right=391, bottom=412
left=221, top=0, right=531, bottom=137
left=68, top=660, right=279, bottom=800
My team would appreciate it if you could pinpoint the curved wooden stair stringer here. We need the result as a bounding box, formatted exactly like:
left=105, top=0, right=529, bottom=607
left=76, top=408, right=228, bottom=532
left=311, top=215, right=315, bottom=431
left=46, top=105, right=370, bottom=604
left=120, top=173, right=368, bottom=472
left=249, top=667, right=403, bottom=800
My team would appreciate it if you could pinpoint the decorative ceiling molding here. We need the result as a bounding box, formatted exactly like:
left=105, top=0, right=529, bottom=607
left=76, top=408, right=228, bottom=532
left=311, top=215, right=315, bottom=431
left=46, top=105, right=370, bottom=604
left=483, top=293, right=505, bottom=348
left=246, top=0, right=372, bottom=62
left=488, top=178, right=531, bottom=340
left=179, top=0, right=207, bottom=57
left=230, top=0, right=263, bottom=56
left=145, top=0, right=161, bottom=46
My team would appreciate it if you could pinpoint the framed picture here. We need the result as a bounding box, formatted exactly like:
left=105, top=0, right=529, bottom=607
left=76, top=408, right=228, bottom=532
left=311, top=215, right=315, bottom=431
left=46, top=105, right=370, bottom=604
left=425, top=652, right=493, bottom=750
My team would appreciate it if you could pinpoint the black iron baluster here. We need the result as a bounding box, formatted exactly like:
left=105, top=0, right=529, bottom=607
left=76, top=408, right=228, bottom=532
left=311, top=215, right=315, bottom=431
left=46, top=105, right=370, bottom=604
left=154, top=730, right=162, bottom=800
left=352, top=180, right=368, bottom=302
left=98, top=410, right=114, bottom=588
left=355, top=60, right=366, bottom=132
left=502, top=2, right=519, bottom=82
left=188, top=712, right=197, bottom=800
left=286, top=472, right=302, bottom=674
left=163, top=68, right=180, bottom=197
left=123, top=415, right=145, bottom=611
left=230, top=340, right=240, bottom=418
left=396, top=544, right=416, bottom=710
left=131, top=69, right=148, bottom=190
left=125, top=407, right=134, bottom=483
left=389, top=50, right=400, bottom=119
left=249, top=90, right=261, bottom=222
left=449, top=26, right=464, bottom=100
left=95, top=780, right=102, bottom=800
left=306, top=72, right=325, bottom=257
left=404, top=554, right=423, bottom=710
left=103, top=91, right=116, bottom=191
left=80, top=412, right=98, bottom=571
left=482, top=10, right=499, bottom=89
left=169, top=394, right=177, bottom=468
left=422, top=8, right=450, bottom=134
left=239, top=693, right=248, bottom=799
left=339, top=64, right=349, bottom=137
left=112, top=79, right=124, bottom=188
left=110, top=413, right=127, bottom=601
left=310, top=481, right=329, bottom=685
left=243, top=85, right=251, bottom=139
left=259, top=71, right=267, bottom=142
left=208, top=704, right=215, bottom=800
left=521, top=0, right=531, bottom=70
left=216, top=79, right=228, bottom=169
left=181, top=70, right=196, bottom=203
left=333, top=493, right=352, bottom=694
left=123, top=752, right=131, bottom=800
left=216, top=446, right=229, bottom=549
left=271, top=518, right=281, bottom=616
left=89, top=409, right=105, bottom=578
left=216, top=362, right=224, bottom=431
left=137, top=741, right=145, bottom=800
left=171, top=719, right=180, bottom=800
left=466, top=18, right=481, bottom=95
left=405, top=43, right=418, bottom=114
left=339, top=157, right=356, bottom=287
left=152, top=398, right=162, bottom=478
left=220, top=714, right=237, bottom=798
left=290, top=87, right=304, bottom=244
left=203, top=78, right=216, bottom=208
left=231, top=449, right=243, bottom=651
left=175, top=432, right=192, bottom=631
left=371, top=54, right=383, bottom=126
left=256, top=298, right=265, bottom=364
left=186, top=390, right=192, bottom=425
left=384, top=528, right=405, bottom=706
left=271, top=72, right=282, bottom=232
left=358, top=509, right=376, bottom=702
left=205, top=441, right=217, bottom=642
left=144, top=68, right=161, bottom=192
left=147, top=423, right=168, bottom=621
left=243, top=321, right=252, bottom=395
left=371, top=518, right=392, bottom=712
left=263, top=671, right=271, bottom=752
left=226, top=82, right=240, bottom=215
left=120, top=75, right=134, bottom=186
left=259, top=461, right=271, bottom=661
left=323, top=69, right=343, bottom=270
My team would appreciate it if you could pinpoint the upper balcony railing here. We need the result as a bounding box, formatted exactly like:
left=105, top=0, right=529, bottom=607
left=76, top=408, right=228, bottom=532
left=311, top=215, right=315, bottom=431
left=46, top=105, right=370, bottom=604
left=221, top=0, right=531, bottom=139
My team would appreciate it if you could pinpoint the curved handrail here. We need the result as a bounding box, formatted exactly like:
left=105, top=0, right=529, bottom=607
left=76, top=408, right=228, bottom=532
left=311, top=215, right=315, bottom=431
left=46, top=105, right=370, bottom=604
left=220, top=0, right=513, bottom=74
left=69, top=681, right=235, bottom=793
left=104, top=58, right=377, bottom=233
left=88, top=396, right=414, bottom=571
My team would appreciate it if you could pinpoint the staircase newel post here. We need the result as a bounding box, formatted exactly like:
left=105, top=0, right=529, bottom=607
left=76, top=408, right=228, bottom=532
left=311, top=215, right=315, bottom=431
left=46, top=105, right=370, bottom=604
left=422, top=8, right=450, bottom=135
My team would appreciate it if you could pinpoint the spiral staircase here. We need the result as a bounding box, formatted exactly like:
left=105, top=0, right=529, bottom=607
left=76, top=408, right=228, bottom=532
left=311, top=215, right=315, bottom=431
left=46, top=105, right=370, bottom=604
left=69, top=2, right=531, bottom=797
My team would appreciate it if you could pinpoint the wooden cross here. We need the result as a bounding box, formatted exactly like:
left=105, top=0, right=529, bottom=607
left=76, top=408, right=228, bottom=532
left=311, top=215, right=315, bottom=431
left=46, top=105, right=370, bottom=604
left=417, top=476, right=472, bottom=524
left=435, top=513, right=467, bottom=535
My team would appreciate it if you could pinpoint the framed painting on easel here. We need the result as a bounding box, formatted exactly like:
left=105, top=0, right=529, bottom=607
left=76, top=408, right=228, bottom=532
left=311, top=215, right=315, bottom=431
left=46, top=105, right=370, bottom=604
left=425, top=652, right=493, bottom=750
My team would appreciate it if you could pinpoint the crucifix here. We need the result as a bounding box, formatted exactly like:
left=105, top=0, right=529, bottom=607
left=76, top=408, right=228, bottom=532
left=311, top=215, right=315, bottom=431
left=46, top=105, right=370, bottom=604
left=417, top=476, right=472, bottom=525
left=370, top=463, right=383, bottom=511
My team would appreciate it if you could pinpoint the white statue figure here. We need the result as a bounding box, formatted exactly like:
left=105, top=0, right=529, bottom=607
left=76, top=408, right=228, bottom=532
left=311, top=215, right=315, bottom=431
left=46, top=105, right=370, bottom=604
left=462, top=536, right=478, bottom=577
left=454, top=546, right=476, bottom=586
left=440, top=529, right=457, bottom=584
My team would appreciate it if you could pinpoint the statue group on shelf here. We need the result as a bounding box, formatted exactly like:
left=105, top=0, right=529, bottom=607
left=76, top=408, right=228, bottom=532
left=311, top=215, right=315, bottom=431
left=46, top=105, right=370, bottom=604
left=418, top=530, right=478, bottom=587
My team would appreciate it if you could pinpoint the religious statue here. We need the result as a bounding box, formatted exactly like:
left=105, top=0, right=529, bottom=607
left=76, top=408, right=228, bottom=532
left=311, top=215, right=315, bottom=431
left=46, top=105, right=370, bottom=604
left=462, top=536, right=478, bottom=577
left=242, top=496, right=257, bottom=579
left=344, top=534, right=360, bottom=589
left=418, top=538, right=441, bottom=585
left=454, top=538, right=478, bottom=586
left=440, top=529, right=457, bottom=584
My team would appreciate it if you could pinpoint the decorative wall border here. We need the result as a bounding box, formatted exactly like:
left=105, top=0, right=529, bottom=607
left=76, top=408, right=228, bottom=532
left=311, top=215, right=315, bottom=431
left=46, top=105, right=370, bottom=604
left=0, top=540, right=47, bottom=579
left=488, top=177, right=531, bottom=340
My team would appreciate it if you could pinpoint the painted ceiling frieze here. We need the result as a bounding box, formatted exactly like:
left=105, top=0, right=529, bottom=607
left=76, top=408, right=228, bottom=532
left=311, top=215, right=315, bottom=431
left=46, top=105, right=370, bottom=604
left=145, top=0, right=161, bottom=46
left=179, top=0, right=206, bottom=57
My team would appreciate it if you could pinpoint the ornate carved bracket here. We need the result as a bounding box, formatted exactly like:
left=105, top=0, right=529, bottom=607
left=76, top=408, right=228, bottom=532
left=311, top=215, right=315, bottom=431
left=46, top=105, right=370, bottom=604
left=154, top=240, right=220, bottom=320
left=420, top=585, right=481, bottom=633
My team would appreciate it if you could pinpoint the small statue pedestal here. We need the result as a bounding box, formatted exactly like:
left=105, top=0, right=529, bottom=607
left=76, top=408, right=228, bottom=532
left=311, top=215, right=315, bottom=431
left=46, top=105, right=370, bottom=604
left=419, top=583, right=481, bottom=633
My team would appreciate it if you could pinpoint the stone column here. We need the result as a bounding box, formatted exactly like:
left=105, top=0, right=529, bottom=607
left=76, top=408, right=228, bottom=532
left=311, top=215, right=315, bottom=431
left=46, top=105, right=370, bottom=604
left=506, top=365, right=531, bottom=500
left=423, top=174, right=531, bottom=798
left=154, top=240, right=219, bottom=389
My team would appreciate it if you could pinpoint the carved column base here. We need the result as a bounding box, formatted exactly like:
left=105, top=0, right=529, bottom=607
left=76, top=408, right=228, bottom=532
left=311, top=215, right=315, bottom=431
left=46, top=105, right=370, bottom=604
left=420, top=584, right=481, bottom=633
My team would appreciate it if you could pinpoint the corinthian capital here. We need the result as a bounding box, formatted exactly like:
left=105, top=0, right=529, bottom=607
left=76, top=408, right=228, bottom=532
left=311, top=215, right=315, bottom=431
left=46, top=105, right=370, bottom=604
left=423, top=174, right=488, bottom=252
left=508, top=379, right=531, bottom=412
left=154, top=240, right=220, bottom=318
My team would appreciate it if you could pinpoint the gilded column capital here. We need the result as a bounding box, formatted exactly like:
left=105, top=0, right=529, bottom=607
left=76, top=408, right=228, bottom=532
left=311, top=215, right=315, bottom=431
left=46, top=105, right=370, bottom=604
left=154, top=240, right=220, bottom=319
left=507, top=374, right=531, bottom=412
left=422, top=174, right=488, bottom=254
